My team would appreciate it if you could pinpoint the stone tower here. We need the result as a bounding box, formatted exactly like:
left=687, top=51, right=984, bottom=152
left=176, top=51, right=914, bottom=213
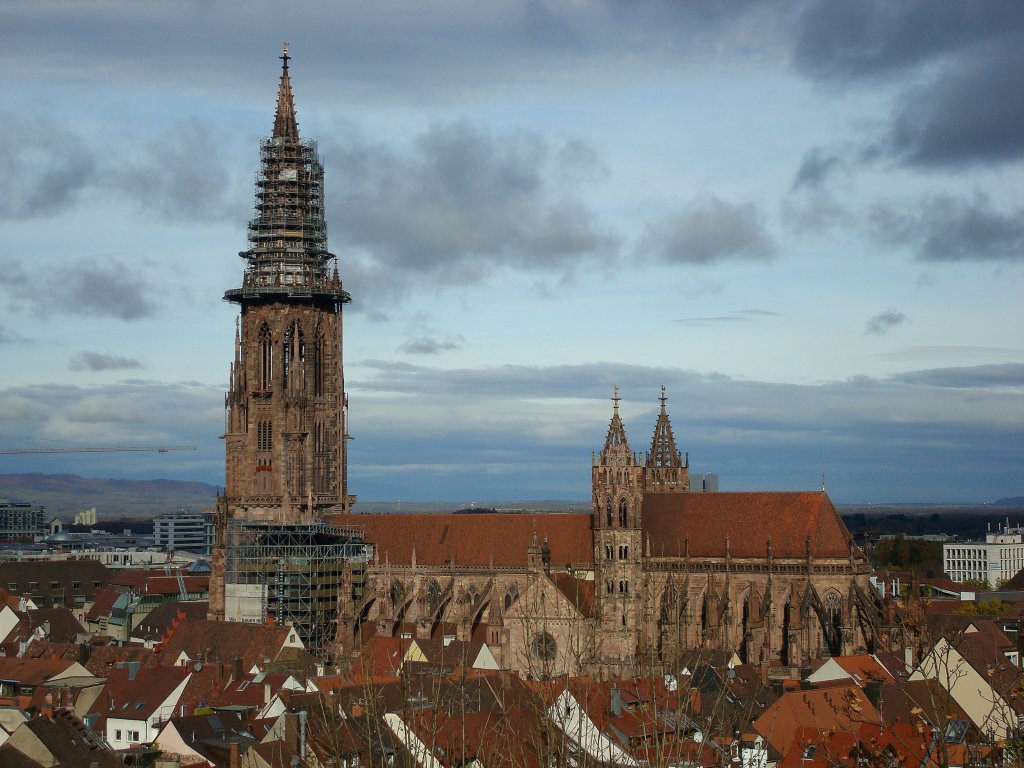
left=209, top=48, right=355, bottom=630
left=220, top=46, right=352, bottom=525
left=592, top=387, right=645, bottom=669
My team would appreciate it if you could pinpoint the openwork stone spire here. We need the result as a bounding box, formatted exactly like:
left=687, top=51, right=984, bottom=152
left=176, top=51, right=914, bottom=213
left=273, top=43, right=299, bottom=141
left=601, top=386, right=636, bottom=463
left=645, top=386, right=689, bottom=491
left=225, top=46, right=350, bottom=304
left=648, top=385, right=682, bottom=469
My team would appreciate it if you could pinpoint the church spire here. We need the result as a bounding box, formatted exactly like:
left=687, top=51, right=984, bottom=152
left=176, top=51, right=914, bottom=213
left=648, top=385, right=682, bottom=469
left=273, top=43, right=299, bottom=141
left=645, top=386, right=690, bottom=491
left=602, top=386, right=633, bottom=457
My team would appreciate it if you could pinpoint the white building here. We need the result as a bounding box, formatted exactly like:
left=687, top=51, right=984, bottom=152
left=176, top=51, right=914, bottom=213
left=153, top=510, right=214, bottom=555
left=943, top=521, right=1024, bottom=589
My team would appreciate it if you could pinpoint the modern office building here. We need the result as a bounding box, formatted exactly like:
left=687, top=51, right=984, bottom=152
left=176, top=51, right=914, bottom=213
left=944, top=521, right=1024, bottom=589
left=153, top=510, right=214, bottom=555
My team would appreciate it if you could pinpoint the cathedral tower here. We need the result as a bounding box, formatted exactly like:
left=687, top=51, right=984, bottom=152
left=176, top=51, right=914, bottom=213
left=221, top=46, right=352, bottom=524
left=592, top=388, right=645, bottom=668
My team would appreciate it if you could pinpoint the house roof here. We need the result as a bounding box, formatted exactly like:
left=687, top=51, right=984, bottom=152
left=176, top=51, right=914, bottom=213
left=331, top=512, right=595, bottom=567
left=643, top=492, right=859, bottom=560
left=25, top=608, right=86, bottom=643
left=753, top=683, right=881, bottom=755
left=89, top=663, right=190, bottom=722
left=131, top=601, right=208, bottom=642
left=5, top=709, right=122, bottom=767
left=155, top=618, right=295, bottom=670
left=0, top=656, right=81, bottom=686
left=84, top=585, right=121, bottom=621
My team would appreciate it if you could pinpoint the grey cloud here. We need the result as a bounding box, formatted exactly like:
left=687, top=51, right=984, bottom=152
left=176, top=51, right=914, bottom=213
left=890, top=363, right=1024, bottom=390
left=0, top=380, right=224, bottom=483
left=871, top=194, right=1024, bottom=262
left=0, top=258, right=155, bottom=320
left=0, top=110, right=96, bottom=219
left=68, top=352, right=143, bottom=371
left=398, top=336, right=465, bottom=355
left=791, top=147, right=843, bottom=190
left=323, top=121, right=618, bottom=300
left=346, top=358, right=1022, bottom=501
left=59, top=260, right=154, bottom=320
left=791, top=2, right=1024, bottom=168
left=675, top=309, right=778, bottom=325
left=639, top=197, right=776, bottom=265
left=792, top=0, right=1024, bottom=82
left=865, top=310, right=907, bottom=336
left=113, top=120, right=243, bottom=222
left=0, top=325, right=26, bottom=344
left=886, top=47, right=1024, bottom=167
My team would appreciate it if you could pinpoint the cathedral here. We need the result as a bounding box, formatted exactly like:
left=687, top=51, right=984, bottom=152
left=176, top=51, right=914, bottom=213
left=211, top=50, right=874, bottom=675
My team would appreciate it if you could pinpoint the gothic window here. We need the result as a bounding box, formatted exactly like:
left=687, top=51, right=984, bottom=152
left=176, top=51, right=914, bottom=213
left=257, top=323, right=273, bottom=390
left=606, top=580, right=613, bottom=594
left=257, top=421, right=273, bottom=451
left=625, top=580, right=629, bottom=594
left=605, top=545, right=613, bottom=560
left=467, top=584, right=479, bottom=601
left=623, top=545, right=629, bottom=560
left=619, top=580, right=625, bottom=593
left=823, top=591, right=842, bottom=618
left=390, top=580, right=405, bottom=607
left=619, top=499, right=628, bottom=527
left=282, top=321, right=304, bottom=389
left=531, top=632, right=557, bottom=661
left=426, top=579, right=441, bottom=611
left=504, top=584, right=519, bottom=611
left=606, top=501, right=613, bottom=527
left=313, top=329, right=326, bottom=396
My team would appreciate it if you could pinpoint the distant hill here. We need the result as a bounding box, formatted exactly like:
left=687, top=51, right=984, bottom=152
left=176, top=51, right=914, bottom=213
left=993, top=497, right=1024, bottom=507
left=0, top=473, right=218, bottom=520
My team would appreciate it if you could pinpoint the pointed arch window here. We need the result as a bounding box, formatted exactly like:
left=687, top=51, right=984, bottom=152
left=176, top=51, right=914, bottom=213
left=606, top=501, right=613, bottom=527
left=619, top=499, right=628, bottom=527
left=313, top=328, right=326, bottom=395
left=257, top=323, right=273, bottom=390
left=282, top=321, right=304, bottom=389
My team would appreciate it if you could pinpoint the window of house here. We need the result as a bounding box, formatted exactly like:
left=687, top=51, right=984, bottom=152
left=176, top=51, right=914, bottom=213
left=28, top=582, right=38, bottom=589
left=49, top=581, right=59, bottom=589
left=115, top=729, right=122, bottom=741
left=129, top=730, right=140, bottom=742
left=72, top=581, right=81, bottom=589
left=6, top=583, right=15, bottom=591
left=93, top=581, right=102, bottom=588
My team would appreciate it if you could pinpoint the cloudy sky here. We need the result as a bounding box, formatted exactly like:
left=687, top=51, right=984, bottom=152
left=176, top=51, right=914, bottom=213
left=1, top=1, right=1022, bottom=504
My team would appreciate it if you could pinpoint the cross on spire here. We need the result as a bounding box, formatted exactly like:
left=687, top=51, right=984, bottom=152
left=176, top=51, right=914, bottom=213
left=280, top=41, right=290, bottom=73
left=612, top=385, right=620, bottom=416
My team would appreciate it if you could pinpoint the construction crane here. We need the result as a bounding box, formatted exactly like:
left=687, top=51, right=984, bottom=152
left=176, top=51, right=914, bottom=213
left=0, top=445, right=196, bottom=455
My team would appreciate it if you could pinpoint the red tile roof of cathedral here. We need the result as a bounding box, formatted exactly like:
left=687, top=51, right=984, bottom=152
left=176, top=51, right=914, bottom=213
left=338, top=513, right=594, bottom=567
left=642, top=491, right=859, bottom=560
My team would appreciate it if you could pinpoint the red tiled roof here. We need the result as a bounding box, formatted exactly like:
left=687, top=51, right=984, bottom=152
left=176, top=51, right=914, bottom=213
left=0, top=656, right=80, bottom=686
left=643, top=492, right=859, bottom=559
left=550, top=573, right=595, bottom=617
left=330, top=512, right=595, bottom=567
left=753, top=683, right=881, bottom=755
left=156, top=618, right=294, bottom=671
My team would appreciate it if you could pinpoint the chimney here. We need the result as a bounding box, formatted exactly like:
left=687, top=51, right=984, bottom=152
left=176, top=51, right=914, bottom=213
left=232, top=657, right=243, bottom=681
left=610, top=686, right=622, bottom=717
left=264, top=682, right=271, bottom=705
left=229, top=740, right=240, bottom=768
